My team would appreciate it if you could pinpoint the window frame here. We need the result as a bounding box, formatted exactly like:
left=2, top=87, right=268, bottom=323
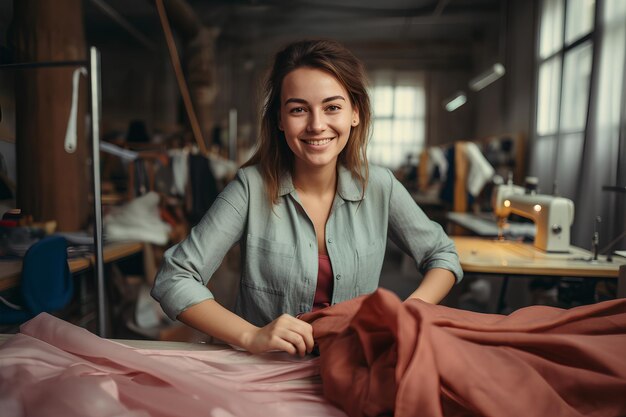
left=368, top=70, right=426, bottom=170
left=533, top=0, right=597, bottom=193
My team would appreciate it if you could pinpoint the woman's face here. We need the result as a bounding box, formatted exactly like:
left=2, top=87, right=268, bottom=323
left=279, top=67, right=359, bottom=172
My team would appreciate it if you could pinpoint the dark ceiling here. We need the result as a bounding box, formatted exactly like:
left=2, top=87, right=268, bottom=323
left=0, top=0, right=505, bottom=70
left=80, top=0, right=504, bottom=70
left=85, top=1, right=501, bottom=41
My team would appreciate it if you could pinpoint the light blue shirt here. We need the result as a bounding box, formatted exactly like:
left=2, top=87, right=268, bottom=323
left=151, top=164, right=463, bottom=326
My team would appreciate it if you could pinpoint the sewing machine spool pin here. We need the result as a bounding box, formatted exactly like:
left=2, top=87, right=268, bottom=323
left=592, top=216, right=601, bottom=261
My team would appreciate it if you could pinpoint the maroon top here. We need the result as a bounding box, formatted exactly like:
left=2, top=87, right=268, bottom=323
left=313, top=254, right=334, bottom=311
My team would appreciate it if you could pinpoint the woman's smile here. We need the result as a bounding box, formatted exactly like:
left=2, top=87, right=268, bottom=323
left=301, top=137, right=334, bottom=146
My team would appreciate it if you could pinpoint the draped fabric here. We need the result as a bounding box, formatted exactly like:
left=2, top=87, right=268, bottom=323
left=4, top=293, right=626, bottom=417
left=0, top=313, right=346, bottom=417
left=573, top=0, right=626, bottom=250
left=301, top=289, right=626, bottom=417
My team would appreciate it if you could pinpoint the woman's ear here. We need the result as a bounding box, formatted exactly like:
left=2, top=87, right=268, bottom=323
left=278, top=114, right=284, bottom=131
left=351, top=108, right=360, bottom=127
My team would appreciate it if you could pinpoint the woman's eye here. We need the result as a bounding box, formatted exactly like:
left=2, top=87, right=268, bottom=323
left=326, top=105, right=341, bottom=111
left=289, top=107, right=305, bottom=113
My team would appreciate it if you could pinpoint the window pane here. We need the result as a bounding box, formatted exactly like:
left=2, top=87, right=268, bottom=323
left=537, top=57, right=562, bottom=136
left=414, top=88, right=426, bottom=117
left=598, top=0, right=626, bottom=128
left=393, top=120, right=413, bottom=142
left=560, top=42, right=592, bottom=131
left=394, top=87, right=416, bottom=117
left=604, top=0, right=626, bottom=26
left=372, top=119, right=392, bottom=143
left=540, top=0, right=564, bottom=58
left=369, top=71, right=426, bottom=169
left=565, top=0, right=595, bottom=44
left=373, top=86, right=393, bottom=117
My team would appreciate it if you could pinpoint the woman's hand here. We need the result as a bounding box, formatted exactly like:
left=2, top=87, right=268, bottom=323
left=241, top=314, right=314, bottom=357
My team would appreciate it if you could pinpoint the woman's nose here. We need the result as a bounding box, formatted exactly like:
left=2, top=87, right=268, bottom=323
left=306, top=110, right=327, bottom=133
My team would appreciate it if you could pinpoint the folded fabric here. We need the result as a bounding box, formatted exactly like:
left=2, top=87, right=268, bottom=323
left=104, top=191, right=171, bottom=245
left=465, top=142, right=495, bottom=197
left=301, top=289, right=626, bottom=417
left=0, top=313, right=346, bottom=417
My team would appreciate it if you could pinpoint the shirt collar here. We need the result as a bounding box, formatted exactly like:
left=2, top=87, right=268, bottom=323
left=278, top=165, right=364, bottom=201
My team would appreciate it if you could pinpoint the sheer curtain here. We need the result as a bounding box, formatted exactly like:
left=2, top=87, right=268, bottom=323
left=574, top=0, right=626, bottom=251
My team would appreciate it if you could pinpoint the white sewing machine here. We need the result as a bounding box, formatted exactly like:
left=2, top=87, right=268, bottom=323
left=492, top=183, right=575, bottom=253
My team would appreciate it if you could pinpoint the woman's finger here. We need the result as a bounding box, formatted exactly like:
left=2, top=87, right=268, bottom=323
left=268, top=334, right=298, bottom=355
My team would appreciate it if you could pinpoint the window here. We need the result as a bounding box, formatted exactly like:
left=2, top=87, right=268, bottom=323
left=532, top=0, right=595, bottom=196
left=367, top=71, right=426, bottom=169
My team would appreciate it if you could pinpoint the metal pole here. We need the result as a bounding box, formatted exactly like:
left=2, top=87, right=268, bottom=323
left=229, top=108, right=237, bottom=162
left=89, top=46, right=107, bottom=337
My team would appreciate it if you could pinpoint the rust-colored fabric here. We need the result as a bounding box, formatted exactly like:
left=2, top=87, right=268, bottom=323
left=300, top=289, right=626, bottom=417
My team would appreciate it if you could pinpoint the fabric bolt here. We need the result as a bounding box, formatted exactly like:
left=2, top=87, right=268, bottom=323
left=0, top=313, right=346, bottom=417
left=152, top=164, right=462, bottom=327
left=313, top=254, right=334, bottom=311
left=300, top=289, right=626, bottom=417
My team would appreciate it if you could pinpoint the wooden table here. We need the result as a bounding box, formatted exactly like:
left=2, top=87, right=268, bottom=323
left=452, top=236, right=626, bottom=310
left=0, top=241, right=144, bottom=291
left=452, top=236, right=625, bottom=278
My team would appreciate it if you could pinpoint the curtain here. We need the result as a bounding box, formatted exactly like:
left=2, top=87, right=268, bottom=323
left=573, top=0, right=626, bottom=252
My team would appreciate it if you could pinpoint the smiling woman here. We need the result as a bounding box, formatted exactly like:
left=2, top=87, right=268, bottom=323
left=279, top=67, right=358, bottom=173
left=151, top=39, right=463, bottom=358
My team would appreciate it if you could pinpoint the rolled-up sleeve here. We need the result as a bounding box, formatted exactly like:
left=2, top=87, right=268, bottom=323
left=386, top=170, right=463, bottom=283
left=151, top=170, right=249, bottom=319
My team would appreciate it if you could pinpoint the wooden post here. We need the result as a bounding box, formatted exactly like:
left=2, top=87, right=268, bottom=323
left=12, top=0, right=89, bottom=231
left=453, top=142, right=468, bottom=213
left=159, top=0, right=219, bottom=152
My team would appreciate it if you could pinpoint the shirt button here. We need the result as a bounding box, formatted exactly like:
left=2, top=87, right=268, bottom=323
left=335, top=274, right=341, bottom=280
left=327, top=237, right=333, bottom=243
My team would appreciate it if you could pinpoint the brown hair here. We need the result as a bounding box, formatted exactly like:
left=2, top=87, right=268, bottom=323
left=243, top=39, right=371, bottom=204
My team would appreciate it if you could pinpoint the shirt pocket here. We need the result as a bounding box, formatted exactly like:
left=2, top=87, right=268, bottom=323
left=243, top=234, right=296, bottom=296
left=356, top=240, right=385, bottom=294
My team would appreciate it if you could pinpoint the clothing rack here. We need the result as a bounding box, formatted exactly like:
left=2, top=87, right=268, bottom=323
left=0, top=47, right=108, bottom=337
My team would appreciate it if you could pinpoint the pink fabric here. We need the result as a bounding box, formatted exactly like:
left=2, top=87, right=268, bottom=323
left=0, top=313, right=347, bottom=417
left=313, top=254, right=333, bottom=311
left=301, top=289, right=626, bottom=417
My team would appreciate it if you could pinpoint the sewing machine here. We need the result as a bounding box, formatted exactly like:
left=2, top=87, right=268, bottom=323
left=492, top=183, right=575, bottom=253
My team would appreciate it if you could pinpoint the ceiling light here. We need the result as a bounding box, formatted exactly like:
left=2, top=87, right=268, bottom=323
left=443, top=91, right=467, bottom=112
left=468, top=63, right=506, bottom=92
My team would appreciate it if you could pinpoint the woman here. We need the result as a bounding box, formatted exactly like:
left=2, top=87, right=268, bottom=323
left=152, top=39, right=463, bottom=357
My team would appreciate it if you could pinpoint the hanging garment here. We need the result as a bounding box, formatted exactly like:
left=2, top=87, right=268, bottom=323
left=0, top=313, right=346, bottom=417
left=188, top=154, right=219, bottom=226
left=169, top=148, right=189, bottom=197
left=464, top=142, right=495, bottom=197
left=301, top=288, right=626, bottom=417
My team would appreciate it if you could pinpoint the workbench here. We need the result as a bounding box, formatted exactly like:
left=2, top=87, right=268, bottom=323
left=452, top=236, right=626, bottom=311
left=0, top=241, right=144, bottom=291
